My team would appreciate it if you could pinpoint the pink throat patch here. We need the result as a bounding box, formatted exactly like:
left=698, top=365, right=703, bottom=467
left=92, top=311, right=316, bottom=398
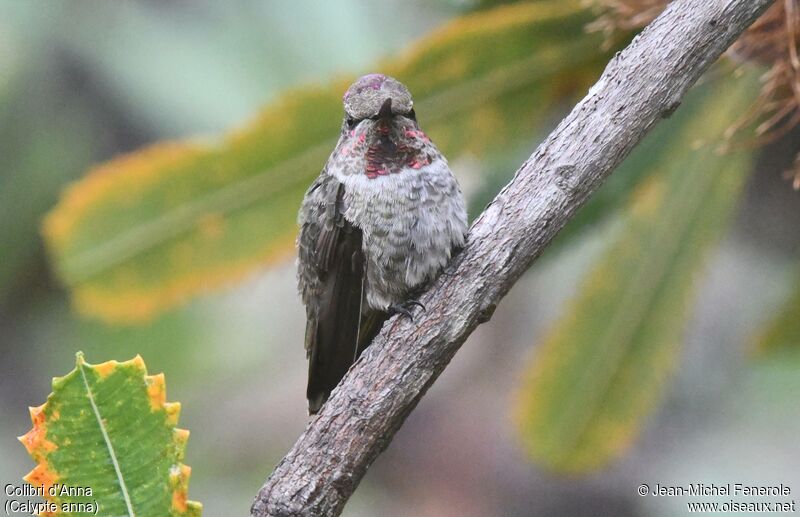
left=365, top=127, right=432, bottom=179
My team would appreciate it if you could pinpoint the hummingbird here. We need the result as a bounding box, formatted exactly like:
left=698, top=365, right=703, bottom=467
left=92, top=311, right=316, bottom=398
left=297, top=74, right=468, bottom=414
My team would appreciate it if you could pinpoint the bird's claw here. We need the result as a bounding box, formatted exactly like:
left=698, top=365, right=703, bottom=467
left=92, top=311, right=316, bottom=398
left=389, top=300, right=426, bottom=321
left=406, top=300, right=426, bottom=311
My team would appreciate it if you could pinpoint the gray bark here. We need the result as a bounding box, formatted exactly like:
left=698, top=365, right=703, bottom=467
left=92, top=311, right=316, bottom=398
left=251, top=0, right=775, bottom=515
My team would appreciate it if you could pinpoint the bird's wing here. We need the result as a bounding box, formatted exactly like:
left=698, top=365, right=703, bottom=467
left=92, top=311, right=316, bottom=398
left=297, top=175, right=386, bottom=414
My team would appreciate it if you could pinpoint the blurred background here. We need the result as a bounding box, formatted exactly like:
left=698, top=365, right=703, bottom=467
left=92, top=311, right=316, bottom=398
left=2, top=1, right=800, bottom=516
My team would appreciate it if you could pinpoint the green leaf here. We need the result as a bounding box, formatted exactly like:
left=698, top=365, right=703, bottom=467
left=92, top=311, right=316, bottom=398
left=19, top=353, right=201, bottom=516
left=514, top=74, right=758, bottom=473
left=755, top=279, right=800, bottom=357
left=43, top=0, right=608, bottom=323
left=470, top=74, right=720, bottom=245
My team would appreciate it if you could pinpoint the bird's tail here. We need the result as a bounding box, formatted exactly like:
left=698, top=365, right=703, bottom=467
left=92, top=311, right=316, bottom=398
left=306, top=310, right=387, bottom=414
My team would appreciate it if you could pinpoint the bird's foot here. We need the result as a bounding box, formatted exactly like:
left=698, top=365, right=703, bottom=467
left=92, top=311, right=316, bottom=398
left=388, top=300, right=426, bottom=322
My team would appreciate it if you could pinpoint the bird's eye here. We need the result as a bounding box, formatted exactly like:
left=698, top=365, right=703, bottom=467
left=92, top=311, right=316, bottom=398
left=346, top=117, right=357, bottom=129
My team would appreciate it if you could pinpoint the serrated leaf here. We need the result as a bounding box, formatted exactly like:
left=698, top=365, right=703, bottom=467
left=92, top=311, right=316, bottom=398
left=19, top=352, right=201, bottom=516
left=42, top=0, right=608, bottom=323
left=755, top=280, right=800, bottom=356
left=514, top=75, right=758, bottom=473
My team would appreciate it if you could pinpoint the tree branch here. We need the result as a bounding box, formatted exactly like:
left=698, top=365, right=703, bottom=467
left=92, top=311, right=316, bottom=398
left=251, top=1, right=775, bottom=515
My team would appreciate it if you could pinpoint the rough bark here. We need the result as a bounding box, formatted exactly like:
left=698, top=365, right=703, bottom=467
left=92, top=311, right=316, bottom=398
left=251, top=0, right=775, bottom=515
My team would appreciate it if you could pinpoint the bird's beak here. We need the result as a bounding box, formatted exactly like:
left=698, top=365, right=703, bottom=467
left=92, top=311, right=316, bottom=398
left=377, top=98, right=393, bottom=119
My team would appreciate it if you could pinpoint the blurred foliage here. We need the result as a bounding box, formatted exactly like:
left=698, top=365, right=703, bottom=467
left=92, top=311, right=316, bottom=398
left=756, top=280, right=800, bottom=356
left=469, top=63, right=704, bottom=256
left=0, top=0, right=453, bottom=310
left=515, top=75, right=758, bottom=473
left=0, top=57, right=100, bottom=302
left=19, top=353, right=201, bottom=516
left=43, top=0, right=609, bottom=323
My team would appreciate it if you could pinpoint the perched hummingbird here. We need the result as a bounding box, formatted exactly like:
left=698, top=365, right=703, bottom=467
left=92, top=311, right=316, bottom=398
left=297, top=74, right=468, bottom=414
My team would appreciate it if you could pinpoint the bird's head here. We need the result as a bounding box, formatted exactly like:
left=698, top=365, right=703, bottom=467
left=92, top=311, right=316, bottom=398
left=336, top=74, right=437, bottom=179
left=342, top=73, right=414, bottom=126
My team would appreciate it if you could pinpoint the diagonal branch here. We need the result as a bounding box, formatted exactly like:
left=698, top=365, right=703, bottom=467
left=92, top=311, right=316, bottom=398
left=251, top=1, right=775, bottom=515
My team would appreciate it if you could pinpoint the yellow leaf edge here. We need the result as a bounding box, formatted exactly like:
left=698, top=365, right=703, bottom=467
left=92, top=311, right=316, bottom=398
left=73, top=236, right=295, bottom=324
